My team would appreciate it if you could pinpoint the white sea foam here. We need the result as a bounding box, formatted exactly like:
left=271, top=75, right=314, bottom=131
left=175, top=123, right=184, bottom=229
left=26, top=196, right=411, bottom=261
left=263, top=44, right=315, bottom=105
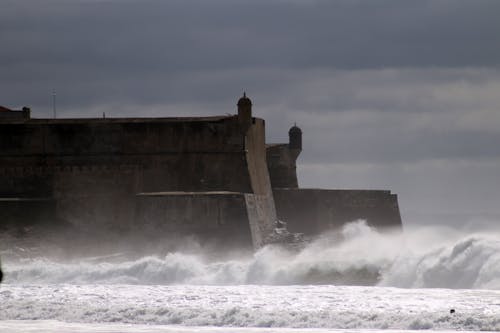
left=1, top=284, right=500, bottom=331
left=3, top=221, right=500, bottom=289
left=2, top=222, right=500, bottom=331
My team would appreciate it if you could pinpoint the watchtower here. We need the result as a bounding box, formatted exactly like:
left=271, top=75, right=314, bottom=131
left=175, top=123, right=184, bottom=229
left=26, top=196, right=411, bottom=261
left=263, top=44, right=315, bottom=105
left=288, top=123, right=302, bottom=158
left=237, top=92, right=252, bottom=133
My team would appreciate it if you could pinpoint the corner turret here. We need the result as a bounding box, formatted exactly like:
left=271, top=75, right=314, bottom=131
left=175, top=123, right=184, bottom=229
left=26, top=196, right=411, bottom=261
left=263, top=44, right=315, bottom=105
left=237, top=92, right=252, bottom=133
left=288, top=123, right=302, bottom=151
left=265, top=124, right=302, bottom=189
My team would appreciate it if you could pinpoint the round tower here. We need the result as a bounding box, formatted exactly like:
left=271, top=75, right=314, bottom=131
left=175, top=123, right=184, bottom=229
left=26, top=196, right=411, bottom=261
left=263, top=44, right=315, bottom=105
left=288, top=123, right=302, bottom=151
left=237, top=92, right=252, bottom=133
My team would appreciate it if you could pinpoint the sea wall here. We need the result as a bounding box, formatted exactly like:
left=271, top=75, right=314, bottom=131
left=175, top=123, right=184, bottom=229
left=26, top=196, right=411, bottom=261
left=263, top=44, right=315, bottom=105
left=0, top=116, right=277, bottom=248
left=273, top=188, right=402, bottom=236
left=134, top=192, right=253, bottom=249
left=0, top=114, right=403, bottom=248
left=0, top=117, right=252, bottom=229
left=266, top=144, right=299, bottom=189
left=0, top=198, right=55, bottom=230
left=53, top=167, right=139, bottom=232
left=0, top=117, right=252, bottom=194
left=244, top=119, right=278, bottom=248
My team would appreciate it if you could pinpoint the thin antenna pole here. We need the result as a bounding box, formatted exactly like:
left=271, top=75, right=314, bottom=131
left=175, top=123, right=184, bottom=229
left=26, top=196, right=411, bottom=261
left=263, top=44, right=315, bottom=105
left=52, top=89, right=57, bottom=119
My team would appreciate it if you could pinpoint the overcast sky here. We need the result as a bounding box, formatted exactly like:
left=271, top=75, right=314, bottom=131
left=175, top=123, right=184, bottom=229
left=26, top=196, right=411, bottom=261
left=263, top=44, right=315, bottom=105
left=1, top=0, right=499, bottom=228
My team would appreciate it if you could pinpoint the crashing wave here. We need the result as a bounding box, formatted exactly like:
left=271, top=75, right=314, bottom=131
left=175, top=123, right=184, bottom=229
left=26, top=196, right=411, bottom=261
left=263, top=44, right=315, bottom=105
left=3, top=221, right=500, bottom=289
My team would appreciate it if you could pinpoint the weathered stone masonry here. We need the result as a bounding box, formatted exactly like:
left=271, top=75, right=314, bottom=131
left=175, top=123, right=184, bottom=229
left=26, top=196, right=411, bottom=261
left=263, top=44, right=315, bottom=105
left=0, top=97, right=402, bottom=249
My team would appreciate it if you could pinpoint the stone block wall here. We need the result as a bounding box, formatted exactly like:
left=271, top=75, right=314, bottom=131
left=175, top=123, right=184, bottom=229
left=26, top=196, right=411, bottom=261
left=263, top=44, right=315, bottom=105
left=0, top=115, right=278, bottom=248
left=0, top=198, right=55, bottom=229
left=134, top=192, right=253, bottom=249
left=273, top=188, right=402, bottom=236
left=0, top=116, right=252, bottom=194
left=266, top=144, right=299, bottom=189
left=244, top=119, right=278, bottom=247
left=0, top=112, right=403, bottom=249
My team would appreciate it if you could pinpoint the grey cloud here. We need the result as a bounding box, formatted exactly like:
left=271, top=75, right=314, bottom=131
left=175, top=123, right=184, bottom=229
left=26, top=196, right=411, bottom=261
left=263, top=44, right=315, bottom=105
left=1, top=0, right=500, bottom=227
left=2, top=0, right=500, bottom=111
left=262, top=68, right=500, bottom=114
left=298, top=157, right=500, bottom=227
left=299, top=123, right=500, bottom=165
left=258, top=68, right=500, bottom=164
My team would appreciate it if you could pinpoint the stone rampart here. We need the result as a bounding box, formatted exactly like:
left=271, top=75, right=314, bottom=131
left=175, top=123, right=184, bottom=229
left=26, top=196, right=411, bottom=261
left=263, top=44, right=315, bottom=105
left=0, top=117, right=252, bottom=193
left=266, top=144, right=299, bottom=188
left=0, top=198, right=55, bottom=230
left=273, top=188, right=402, bottom=236
left=0, top=96, right=403, bottom=250
left=135, top=192, right=253, bottom=249
left=0, top=114, right=277, bottom=248
left=244, top=119, right=278, bottom=248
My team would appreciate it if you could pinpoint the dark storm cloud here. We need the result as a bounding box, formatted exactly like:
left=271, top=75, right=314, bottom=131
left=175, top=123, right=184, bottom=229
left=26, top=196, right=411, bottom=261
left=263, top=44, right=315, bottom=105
left=2, top=0, right=499, bottom=163
left=1, top=0, right=500, bottom=225
left=301, top=123, right=500, bottom=165
left=260, top=67, right=500, bottom=164
left=1, top=0, right=500, bottom=111
left=2, top=0, right=500, bottom=70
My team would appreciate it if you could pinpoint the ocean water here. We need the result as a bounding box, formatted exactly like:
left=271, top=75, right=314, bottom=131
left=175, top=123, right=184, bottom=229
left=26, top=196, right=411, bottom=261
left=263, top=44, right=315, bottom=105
left=1, top=222, right=500, bottom=332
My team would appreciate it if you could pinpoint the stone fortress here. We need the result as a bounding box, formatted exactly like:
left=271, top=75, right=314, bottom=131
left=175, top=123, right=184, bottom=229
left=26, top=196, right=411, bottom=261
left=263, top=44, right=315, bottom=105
left=0, top=96, right=402, bottom=250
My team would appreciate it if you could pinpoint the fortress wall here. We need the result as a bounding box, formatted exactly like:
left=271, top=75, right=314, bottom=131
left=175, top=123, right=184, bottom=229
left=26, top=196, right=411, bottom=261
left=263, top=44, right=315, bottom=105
left=245, top=119, right=273, bottom=196
left=274, top=189, right=402, bottom=236
left=0, top=118, right=252, bottom=186
left=0, top=117, right=243, bottom=156
left=139, top=153, right=251, bottom=193
left=244, top=119, right=278, bottom=248
left=0, top=153, right=252, bottom=194
left=266, top=144, right=299, bottom=188
left=0, top=199, right=55, bottom=229
left=53, top=168, right=140, bottom=231
left=0, top=118, right=251, bottom=194
left=134, top=192, right=253, bottom=249
left=0, top=117, right=257, bottom=230
left=0, top=168, right=54, bottom=197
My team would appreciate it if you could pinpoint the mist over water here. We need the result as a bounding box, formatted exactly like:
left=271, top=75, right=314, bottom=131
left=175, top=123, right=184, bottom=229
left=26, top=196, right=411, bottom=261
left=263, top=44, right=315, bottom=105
left=3, top=221, right=500, bottom=289
left=3, top=221, right=500, bottom=331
